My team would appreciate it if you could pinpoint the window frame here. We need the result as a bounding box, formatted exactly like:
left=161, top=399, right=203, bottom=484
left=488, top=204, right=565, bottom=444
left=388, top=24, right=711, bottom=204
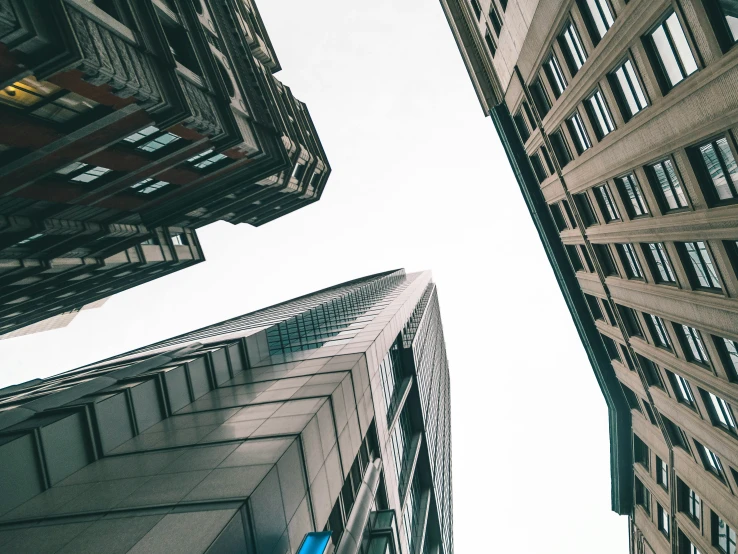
left=594, top=243, right=618, bottom=276
left=558, top=19, right=588, bottom=75
left=594, top=183, right=621, bottom=222
left=121, top=125, right=184, bottom=156
left=713, top=513, right=738, bottom=554
left=585, top=88, right=616, bottom=139
left=550, top=128, right=573, bottom=167
left=715, top=336, right=738, bottom=382
left=667, top=370, right=697, bottom=408
left=544, top=52, right=569, bottom=98
left=647, top=313, right=673, bottom=349
left=618, top=243, right=645, bottom=279
left=678, top=241, right=722, bottom=292
left=704, top=390, right=737, bottom=434
left=677, top=324, right=711, bottom=366
left=574, top=192, right=598, bottom=227
left=615, top=173, right=650, bottom=219
left=697, top=441, right=725, bottom=480
left=567, top=110, right=593, bottom=154
left=658, top=504, right=671, bottom=538
left=529, top=77, right=552, bottom=119
left=645, top=157, right=690, bottom=212
left=646, top=242, right=678, bottom=284
left=657, top=456, right=669, bottom=490
left=644, top=10, right=699, bottom=93
left=577, top=0, right=616, bottom=45
left=609, top=57, right=649, bottom=121
left=691, top=135, right=738, bottom=205
left=702, top=0, right=738, bottom=53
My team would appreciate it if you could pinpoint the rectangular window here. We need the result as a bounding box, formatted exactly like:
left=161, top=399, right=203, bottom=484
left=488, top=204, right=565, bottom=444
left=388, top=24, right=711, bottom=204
left=595, top=184, right=620, bottom=223
left=621, top=384, right=642, bottom=412
left=638, top=355, right=664, bottom=388
left=616, top=173, right=650, bottom=217
left=484, top=30, right=497, bottom=57
left=601, top=334, right=621, bottom=361
left=678, top=324, right=710, bottom=365
left=584, top=294, right=604, bottom=320
left=716, top=336, right=738, bottom=381
left=488, top=3, right=503, bottom=35
left=714, top=514, right=737, bottom=554
left=567, top=111, right=592, bottom=154
left=187, top=149, right=230, bottom=170
left=610, top=59, right=648, bottom=120
left=662, top=415, right=689, bottom=449
left=541, top=145, right=555, bottom=173
left=667, top=370, right=696, bottom=406
left=618, top=243, right=644, bottom=279
left=679, top=241, right=722, bottom=290
left=0, top=76, right=101, bottom=125
left=634, top=434, right=650, bottom=468
left=617, top=304, right=643, bottom=337
left=514, top=109, right=531, bottom=142
left=550, top=129, right=573, bottom=167
left=545, top=53, right=568, bottom=98
left=579, top=245, right=595, bottom=272
left=705, top=0, right=738, bottom=51
left=566, top=244, right=584, bottom=272
left=574, top=192, right=598, bottom=226
left=635, top=477, right=651, bottom=514
left=678, top=479, right=700, bottom=523
left=657, top=457, right=669, bottom=489
left=579, top=0, right=615, bottom=43
left=522, top=100, right=537, bottom=130
left=550, top=202, right=568, bottom=231
left=56, top=162, right=112, bottom=184
left=530, top=153, right=547, bottom=183
left=130, top=178, right=170, bottom=195
left=643, top=401, right=658, bottom=424
left=658, top=504, right=670, bottom=538
left=559, top=21, right=588, bottom=74
left=586, top=89, right=616, bottom=139
left=647, top=313, right=672, bottom=349
left=620, top=345, right=635, bottom=369
left=594, top=244, right=618, bottom=275
left=602, top=299, right=616, bottom=325
left=695, top=137, right=738, bottom=203
left=530, top=78, right=551, bottom=119
left=647, top=11, right=698, bottom=91
left=647, top=243, right=677, bottom=283
left=646, top=158, right=689, bottom=211
left=469, top=0, right=481, bottom=19
left=705, top=391, right=737, bottom=433
left=696, top=442, right=724, bottom=479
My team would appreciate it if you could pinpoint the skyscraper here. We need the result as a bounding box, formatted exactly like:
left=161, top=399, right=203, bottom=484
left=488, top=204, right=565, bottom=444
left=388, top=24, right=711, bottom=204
left=0, top=0, right=330, bottom=336
left=0, top=269, right=452, bottom=554
left=440, top=1, right=738, bottom=552
left=0, top=297, right=109, bottom=340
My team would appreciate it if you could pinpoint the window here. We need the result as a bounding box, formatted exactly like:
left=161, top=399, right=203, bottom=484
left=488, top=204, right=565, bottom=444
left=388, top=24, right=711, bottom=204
left=647, top=243, right=677, bottom=283
left=56, top=162, right=112, bottom=183
left=610, top=59, right=648, bottom=119
left=646, top=159, right=689, bottom=211
left=594, top=244, right=618, bottom=275
left=679, top=480, right=701, bottom=523
left=566, top=245, right=584, bottom=272
left=541, top=145, right=555, bottom=174
left=617, top=304, right=643, bottom=337
left=615, top=173, right=649, bottom=217
left=680, top=241, right=721, bottom=290
left=695, top=137, right=738, bottom=203
left=170, top=233, right=187, bottom=246
left=679, top=531, right=702, bottom=554
left=545, top=53, right=568, bottom=98
left=677, top=324, right=709, bottom=364
left=530, top=78, right=551, bottom=118
left=567, top=111, right=592, bottom=153
left=602, top=299, right=616, bottom=325
left=716, top=337, right=738, bottom=381
left=635, top=477, right=651, bottom=514
left=0, top=76, right=100, bottom=125
left=292, top=162, right=307, bottom=180
left=514, top=110, right=531, bottom=142
left=469, top=0, right=481, bottom=19
left=123, top=125, right=181, bottom=153
left=550, top=129, right=572, bottom=167
left=488, top=3, right=503, bottom=35
left=530, top=153, right=547, bottom=183
left=705, top=0, right=738, bottom=51
left=668, top=371, right=696, bottom=406
left=580, top=245, right=595, bottom=272
left=621, top=385, right=642, bottom=412
left=658, top=504, right=670, bottom=538
left=647, top=12, right=698, bottom=91
left=601, top=335, right=621, bottom=361
left=579, top=0, right=615, bottom=43
left=647, top=313, right=672, bottom=349
left=584, top=294, right=604, bottom=320
left=12, top=233, right=45, bottom=247
left=595, top=184, right=620, bottom=222
left=586, top=89, right=616, bottom=139
left=643, top=401, right=658, bottom=424
left=634, top=434, right=650, bottom=468
left=619, top=243, right=644, bottom=279
left=187, top=149, right=230, bottom=171
left=705, top=391, right=737, bottom=433
left=697, top=441, right=725, bottom=478
left=574, top=192, right=598, bottom=226
left=663, top=415, right=690, bottom=450
left=484, top=30, right=497, bottom=57
left=714, top=514, right=737, bottom=554
left=522, top=100, right=537, bottom=130
left=550, top=202, right=568, bottom=231
left=638, top=355, right=664, bottom=388
left=130, top=178, right=170, bottom=195
left=559, top=21, right=588, bottom=74
left=499, top=0, right=507, bottom=11
left=158, top=10, right=201, bottom=75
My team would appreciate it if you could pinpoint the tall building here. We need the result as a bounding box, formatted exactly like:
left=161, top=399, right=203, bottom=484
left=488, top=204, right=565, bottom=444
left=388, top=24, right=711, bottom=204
left=0, top=297, right=108, bottom=340
left=440, top=0, right=738, bottom=552
left=0, top=0, right=330, bottom=336
left=0, top=269, right=453, bottom=554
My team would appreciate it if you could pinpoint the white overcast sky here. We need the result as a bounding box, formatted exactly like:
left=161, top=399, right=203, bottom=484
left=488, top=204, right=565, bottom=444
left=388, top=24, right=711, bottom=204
left=0, top=1, right=628, bottom=551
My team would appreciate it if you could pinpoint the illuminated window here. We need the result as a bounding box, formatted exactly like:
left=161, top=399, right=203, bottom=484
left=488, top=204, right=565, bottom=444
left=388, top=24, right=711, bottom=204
left=0, top=76, right=99, bottom=124
left=56, top=162, right=111, bottom=183
left=610, top=59, right=648, bottom=120
left=130, top=178, right=170, bottom=195
left=580, top=0, right=615, bottom=43
left=123, top=125, right=181, bottom=153
left=647, top=12, right=698, bottom=90
left=586, top=89, right=615, bottom=138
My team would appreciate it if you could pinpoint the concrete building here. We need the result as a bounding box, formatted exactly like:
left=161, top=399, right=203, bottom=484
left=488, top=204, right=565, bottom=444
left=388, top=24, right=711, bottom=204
left=0, top=269, right=452, bottom=554
left=0, top=297, right=108, bottom=340
left=0, top=0, right=330, bottom=336
left=440, top=0, right=738, bottom=552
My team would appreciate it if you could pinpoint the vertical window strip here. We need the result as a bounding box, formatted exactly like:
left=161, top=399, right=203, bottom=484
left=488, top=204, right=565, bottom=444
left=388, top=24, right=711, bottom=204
left=674, top=373, right=695, bottom=404
left=619, top=174, right=649, bottom=216
left=585, top=0, right=615, bottom=39
left=650, top=159, right=688, bottom=209
left=684, top=241, right=721, bottom=289
left=648, top=243, right=676, bottom=282
left=649, top=12, right=698, bottom=88
left=649, top=314, right=672, bottom=348
left=699, top=138, right=738, bottom=201
left=708, top=392, right=737, bottom=431
left=597, top=184, right=620, bottom=221
left=722, top=337, right=738, bottom=375
left=547, top=54, right=568, bottom=96
left=569, top=112, right=592, bottom=152
left=682, top=324, right=710, bottom=363
left=622, top=243, right=643, bottom=278
left=562, top=22, right=587, bottom=71
left=588, top=89, right=615, bottom=137
left=614, top=60, right=648, bottom=117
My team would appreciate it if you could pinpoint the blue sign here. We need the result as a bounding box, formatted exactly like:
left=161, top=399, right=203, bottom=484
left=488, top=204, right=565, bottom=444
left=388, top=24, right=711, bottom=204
left=296, top=531, right=332, bottom=554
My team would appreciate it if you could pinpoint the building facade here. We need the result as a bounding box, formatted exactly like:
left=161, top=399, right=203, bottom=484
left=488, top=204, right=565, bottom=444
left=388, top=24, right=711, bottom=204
left=0, top=0, right=330, bottom=336
left=0, top=269, right=452, bottom=554
left=440, top=0, right=738, bottom=552
left=0, top=297, right=108, bottom=340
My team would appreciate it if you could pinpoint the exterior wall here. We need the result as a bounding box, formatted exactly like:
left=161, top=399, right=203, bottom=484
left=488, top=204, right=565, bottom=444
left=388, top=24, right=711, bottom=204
left=0, top=269, right=453, bottom=554
left=0, top=296, right=108, bottom=339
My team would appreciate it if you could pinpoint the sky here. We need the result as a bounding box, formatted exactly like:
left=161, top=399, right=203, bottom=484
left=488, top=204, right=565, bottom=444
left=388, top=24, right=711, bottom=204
left=0, top=1, right=629, bottom=552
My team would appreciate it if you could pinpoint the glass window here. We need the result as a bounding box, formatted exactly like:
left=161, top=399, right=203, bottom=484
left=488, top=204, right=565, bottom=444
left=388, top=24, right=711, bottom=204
left=647, top=243, right=677, bottom=283
left=595, top=184, right=620, bottom=222
left=611, top=59, right=648, bottom=119
left=617, top=304, right=643, bottom=337
left=574, top=192, right=598, bottom=226
left=484, top=30, right=497, bottom=57
left=658, top=504, right=670, bottom=537
left=567, top=111, right=592, bottom=153
left=680, top=324, right=710, bottom=364
left=586, top=89, right=616, bottom=138
left=522, top=100, right=537, bottom=130
left=698, top=442, right=724, bottom=478
left=488, top=3, right=503, bottom=35
left=669, top=371, right=696, bottom=406
left=663, top=415, right=689, bottom=449
left=707, top=391, right=737, bottom=433
left=130, top=178, right=170, bottom=195
left=560, top=21, right=588, bottom=74
left=566, top=244, right=584, bottom=272
left=648, top=12, right=698, bottom=89
left=584, top=294, right=604, bottom=320
left=530, top=78, right=551, bottom=119
left=550, top=202, right=568, bottom=231
left=635, top=477, right=651, bottom=513
left=545, top=53, right=568, bottom=98
left=469, top=0, right=481, bottom=19
left=647, top=313, right=672, bottom=348
left=717, top=337, right=738, bottom=380
left=697, top=137, right=738, bottom=202
left=716, top=515, right=737, bottom=554
left=514, top=109, right=530, bottom=142
left=616, top=173, right=649, bottom=217
left=541, top=145, right=555, bottom=173
left=657, top=457, right=669, bottom=489
left=550, top=129, right=572, bottom=167
left=619, top=243, right=644, bottom=279
left=56, top=162, right=111, bottom=183
left=594, top=244, right=618, bottom=275
left=647, top=159, right=689, bottom=210
left=0, top=76, right=100, bottom=124
left=581, top=0, right=615, bottom=42
left=634, top=434, right=650, bottom=468
left=686, top=486, right=701, bottom=522
left=530, top=153, right=547, bottom=183
left=187, top=149, right=230, bottom=170
left=681, top=241, right=721, bottom=290
left=706, top=0, right=738, bottom=50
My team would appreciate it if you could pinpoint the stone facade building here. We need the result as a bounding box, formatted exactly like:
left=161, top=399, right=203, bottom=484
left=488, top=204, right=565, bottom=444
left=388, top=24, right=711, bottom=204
left=0, top=0, right=330, bottom=336
left=440, top=0, right=738, bottom=552
left=0, top=269, right=452, bottom=554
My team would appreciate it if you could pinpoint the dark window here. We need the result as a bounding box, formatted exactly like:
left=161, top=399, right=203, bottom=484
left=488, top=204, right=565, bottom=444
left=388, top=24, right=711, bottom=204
left=122, top=125, right=182, bottom=154
left=562, top=198, right=577, bottom=228
left=585, top=294, right=604, bottom=320
left=499, top=0, right=507, bottom=10
left=696, top=441, right=724, bottom=479
left=129, top=178, right=171, bottom=195
left=488, top=3, right=503, bottom=35
left=186, top=149, right=231, bottom=171
left=586, top=89, right=616, bottom=139
left=667, top=370, right=696, bottom=407
left=550, top=202, right=568, bottom=231
left=677, top=324, right=711, bottom=365
left=609, top=58, right=648, bottom=120
left=574, top=192, right=598, bottom=226
left=635, top=477, right=651, bottom=514
left=679, top=241, right=722, bottom=290
left=714, top=513, right=737, bottom=554
left=550, top=129, right=573, bottom=167
left=703, top=0, right=738, bottom=52
left=618, top=243, right=644, bottom=279
left=469, top=0, right=481, bottom=19
left=602, top=298, right=616, bottom=324
left=634, top=434, right=649, bottom=468
left=595, top=184, right=620, bottom=222
left=646, top=243, right=677, bottom=283
left=566, top=244, right=584, bottom=272
left=678, top=478, right=701, bottom=523
left=715, top=336, right=738, bottom=381
left=656, top=457, right=669, bottom=489
left=646, top=158, right=689, bottom=211
left=158, top=12, right=201, bottom=75
left=621, top=384, right=642, bottom=412
left=617, top=304, right=642, bottom=337
left=530, top=153, right=547, bottom=183
left=578, top=0, right=615, bottom=44
left=638, top=354, right=664, bottom=389
left=530, top=78, right=551, bottom=119
left=559, top=21, right=588, bottom=75
left=540, top=145, right=555, bottom=174
left=643, top=401, right=657, bottom=424
left=55, top=162, right=112, bottom=184
left=703, top=390, right=737, bottom=434
left=567, top=111, right=592, bottom=153
left=579, top=245, right=595, bottom=272
left=662, top=415, right=689, bottom=450
left=484, top=30, right=497, bottom=57
left=646, top=313, right=672, bottom=349
left=594, top=244, right=618, bottom=275
left=692, top=136, right=738, bottom=204
left=646, top=11, right=698, bottom=92
left=93, top=0, right=136, bottom=27
left=620, top=345, right=635, bottom=369
left=514, top=110, right=531, bottom=142
left=658, top=504, right=670, bottom=538
left=615, top=173, right=650, bottom=218
left=522, top=100, right=537, bottom=130
left=544, top=53, right=568, bottom=98
left=602, top=335, right=621, bottom=361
